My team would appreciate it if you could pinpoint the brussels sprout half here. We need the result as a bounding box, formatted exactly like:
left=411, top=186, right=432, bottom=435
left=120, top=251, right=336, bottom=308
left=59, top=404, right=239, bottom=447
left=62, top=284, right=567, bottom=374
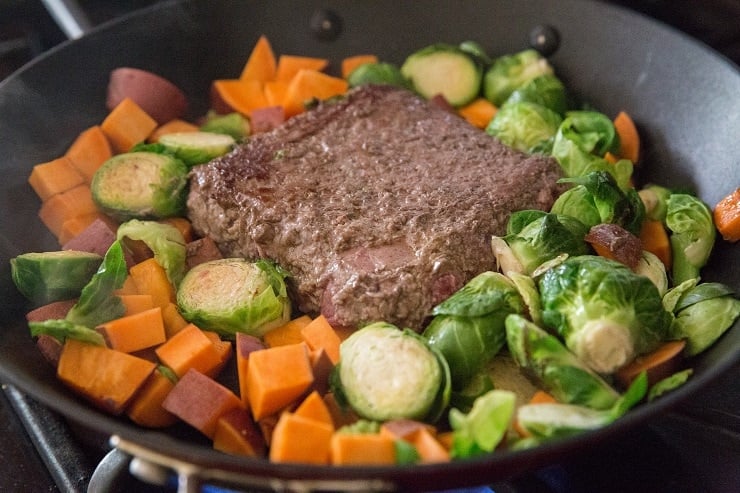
left=483, top=49, right=554, bottom=106
left=336, top=322, right=451, bottom=422
left=177, top=258, right=291, bottom=338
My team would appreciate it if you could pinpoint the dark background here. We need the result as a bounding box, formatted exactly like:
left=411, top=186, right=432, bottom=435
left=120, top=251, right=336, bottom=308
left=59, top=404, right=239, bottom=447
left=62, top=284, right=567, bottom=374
left=0, top=1, right=738, bottom=492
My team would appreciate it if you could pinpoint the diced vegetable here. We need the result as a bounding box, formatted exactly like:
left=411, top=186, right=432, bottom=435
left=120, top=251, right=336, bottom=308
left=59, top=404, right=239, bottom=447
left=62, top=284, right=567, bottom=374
left=39, top=184, right=99, bottom=240
left=639, top=219, right=672, bottom=269
left=275, top=55, right=329, bottom=82
left=713, top=187, right=740, bottom=242
left=210, top=79, right=268, bottom=116
left=299, top=314, right=341, bottom=364
left=213, top=407, right=266, bottom=457
left=126, top=367, right=178, bottom=428
left=129, top=258, right=176, bottom=309
left=57, top=338, right=156, bottom=414
left=457, top=97, right=498, bottom=129
left=154, top=323, right=228, bottom=378
left=239, top=35, right=277, bottom=82
left=158, top=131, right=236, bottom=167
left=281, top=69, right=348, bottom=118
left=177, top=258, right=291, bottom=337
left=149, top=119, right=200, bottom=143
left=329, top=432, right=397, bottom=466
left=336, top=322, right=451, bottom=422
left=584, top=223, right=643, bottom=269
left=96, top=306, right=166, bottom=353
left=612, top=111, right=640, bottom=163
left=100, top=98, right=158, bottom=153
left=269, top=412, right=334, bottom=464
left=341, top=54, right=379, bottom=79
left=28, top=156, right=85, bottom=202
left=106, top=67, right=188, bottom=125
left=614, top=339, right=686, bottom=389
left=91, top=151, right=188, bottom=221
left=262, top=315, right=312, bottom=347
left=64, top=125, right=113, bottom=182
left=11, top=250, right=102, bottom=305
left=401, top=43, right=482, bottom=107
left=117, top=219, right=186, bottom=286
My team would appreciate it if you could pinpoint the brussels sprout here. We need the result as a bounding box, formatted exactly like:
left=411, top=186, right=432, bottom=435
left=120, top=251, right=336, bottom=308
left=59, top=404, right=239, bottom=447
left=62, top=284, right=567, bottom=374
left=336, top=322, right=451, bottom=422
left=638, top=184, right=671, bottom=221
left=200, top=111, right=250, bottom=141
left=505, top=74, right=568, bottom=115
left=176, top=258, right=291, bottom=338
left=448, top=389, right=516, bottom=458
left=669, top=282, right=740, bottom=356
left=514, top=372, right=647, bottom=441
left=347, top=62, right=409, bottom=89
left=539, top=255, right=673, bottom=374
left=665, top=193, right=716, bottom=284
left=117, top=219, right=186, bottom=286
left=493, top=210, right=590, bottom=276
left=449, top=369, right=495, bottom=413
left=158, top=131, right=236, bottom=167
left=662, top=278, right=698, bottom=313
left=634, top=250, right=669, bottom=296
left=458, top=40, right=492, bottom=66
left=551, top=112, right=633, bottom=189
left=550, top=171, right=645, bottom=235
left=91, top=151, right=188, bottom=221
left=506, top=271, right=543, bottom=325
left=485, top=101, right=562, bottom=153
left=64, top=240, right=128, bottom=328
left=401, top=43, right=483, bottom=106
left=423, top=271, right=524, bottom=389
left=505, top=314, right=620, bottom=410
left=483, top=49, right=554, bottom=106
left=11, top=250, right=102, bottom=305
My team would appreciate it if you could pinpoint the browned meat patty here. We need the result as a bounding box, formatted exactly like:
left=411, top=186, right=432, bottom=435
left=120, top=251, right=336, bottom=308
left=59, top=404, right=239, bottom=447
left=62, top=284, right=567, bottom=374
left=187, top=85, right=564, bottom=331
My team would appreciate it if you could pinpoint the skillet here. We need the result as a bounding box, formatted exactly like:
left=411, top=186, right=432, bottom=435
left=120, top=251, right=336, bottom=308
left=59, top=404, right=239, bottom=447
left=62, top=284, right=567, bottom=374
left=0, top=0, right=738, bottom=490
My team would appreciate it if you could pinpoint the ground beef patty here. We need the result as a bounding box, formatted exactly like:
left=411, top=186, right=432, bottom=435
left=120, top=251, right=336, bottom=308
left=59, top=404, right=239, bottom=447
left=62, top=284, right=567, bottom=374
left=187, top=84, right=564, bottom=331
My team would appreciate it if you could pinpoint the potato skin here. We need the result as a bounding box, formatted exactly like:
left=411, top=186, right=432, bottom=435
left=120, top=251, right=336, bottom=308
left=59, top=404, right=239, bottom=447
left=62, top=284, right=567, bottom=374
left=107, top=67, right=188, bottom=124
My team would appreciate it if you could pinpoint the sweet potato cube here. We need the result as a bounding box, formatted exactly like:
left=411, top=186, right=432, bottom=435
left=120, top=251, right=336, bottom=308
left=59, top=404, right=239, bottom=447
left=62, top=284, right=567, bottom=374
left=101, top=97, right=158, bottom=153
left=119, top=294, right=155, bottom=316
left=64, top=125, right=113, bottom=182
left=38, top=184, right=98, bottom=240
left=269, top=412, right=333, bottom=464
left=246, top=343, right=314, bottom=420
left=129, top=258, right=176, bottom=308
left=300, top=314, right=341, bottom=364
left=162, top=368, right=243, bottom=439
left=408, top=427, right=450, bottom=463
left=235, top=332, right=265, bottom=406
left=213, top=407, right=266, bottom=458
left=126, top=368, right=178, bottom=428
left=57, top=339, right=156, bottom=415
left=329, top=433, right=396, bottom=466
left=97, top=307, right=166, bottom=353
left=161, top=302, right=189, bottom=338
left=262, top=315, right=311, bottom=348
left=294, top=391, right=334, bottom=429
left=28, top=156, right=85, bottom=202
left=155, top=323, right=224, bottom=378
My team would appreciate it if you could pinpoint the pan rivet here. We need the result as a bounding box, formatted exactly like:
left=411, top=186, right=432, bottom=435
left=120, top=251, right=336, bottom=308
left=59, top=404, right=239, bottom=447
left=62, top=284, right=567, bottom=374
left=529, top=24, right=560, bottom=57
left=310, top=9, right=343, bottom=41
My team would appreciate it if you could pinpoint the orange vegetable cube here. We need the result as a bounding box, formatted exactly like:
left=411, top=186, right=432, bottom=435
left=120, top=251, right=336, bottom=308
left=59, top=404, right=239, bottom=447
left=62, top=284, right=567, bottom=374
left=282, top=69, right=348, bottom=118
left=38, top=184, right=98, bottom=240
left=154, top=323, right=224, bottom=378
left=64, top=125, right=113, bottom=182
left=246, top=343, right=314, bottom=420
left=329, top=433, right=396, bottom=465
left=213, top=407, right=267, bottom=457
left=262, top=314, right=312, bottom=347
left=300, top=314, right=341, bottom=364
left=57, top=339, right=156, bottom=415
left=275, top=55, right=329, bottom=82
left=239, top=35, right=277, bottom=82
left=458, top=98, right=498, bottom=129
left=613, top=111, right=640, bottom=163
left=341, top=54, right=379, bottom=79
left=128, top=258, right=176, bottom=308
left=126, top=369, right=178, bottom=428
left=210, top=79, right=268, bottom=116
left=101, top=97, right=158, bottom=153
left=714, top=187, right=740, bottom=242
left=119, top=294, right=155, bottom=316
left=161, top=302, right=189, bottom=338
left=97, top=307, right=166, bottom=353
left=28, top=156, right=85, bottom=202
left=294, top=391, right=334, bottom=429
left=269, top=412, right=333, bottom=464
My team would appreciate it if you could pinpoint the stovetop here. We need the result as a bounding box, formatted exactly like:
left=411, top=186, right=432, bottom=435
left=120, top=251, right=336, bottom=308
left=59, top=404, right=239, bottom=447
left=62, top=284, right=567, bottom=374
left=1, top=1, right=739, bottom=492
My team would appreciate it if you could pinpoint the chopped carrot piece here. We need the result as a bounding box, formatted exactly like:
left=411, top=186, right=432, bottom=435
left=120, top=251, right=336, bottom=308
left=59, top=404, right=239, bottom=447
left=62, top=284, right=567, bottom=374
left=275, top=55, right=329, bottom=82
left=300, top=314, right=341, bottom=364
left=409, top=427, right=450, bottom=463
left=64, top=125, right=113, bottom=182
left=263, top=315, right=312, bottom=347
left=341, top=54, right=379, bottom=79
left=240, top=35, right=277, bottom=82
left=57, top=339, right=155, bottom=415
left=282, top=69, right=348, bottom=118
left=101, top=97, right=158, bottom=153
left=457, top=98, right=498, bottom=129
left=613, top=111, right=640, bottom=163
left=213, top=407, right=266, bottom=457
left=161, top=302, right=189, bottom=338
left=28, top=156, right=85, bottom=202
left=269, top=412, right=333, bottom=464
left=713, top=187, right=740, bottom=242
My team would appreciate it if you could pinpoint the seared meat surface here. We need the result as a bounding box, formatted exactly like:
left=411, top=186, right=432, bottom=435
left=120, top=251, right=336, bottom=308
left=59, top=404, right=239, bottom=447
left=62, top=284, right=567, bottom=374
left=187, top=85, right=563, bottom=330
